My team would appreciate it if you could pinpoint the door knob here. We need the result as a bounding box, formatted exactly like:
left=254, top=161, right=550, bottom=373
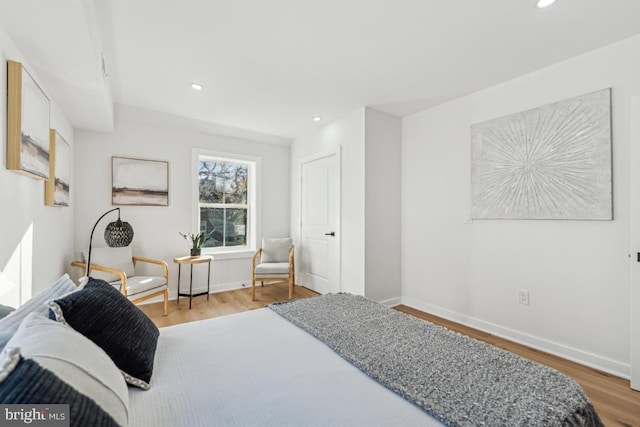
left=325, top=232, right=336, bottom=236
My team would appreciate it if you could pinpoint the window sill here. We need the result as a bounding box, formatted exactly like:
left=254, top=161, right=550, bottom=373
left=201, top=249, right=255, bottom=260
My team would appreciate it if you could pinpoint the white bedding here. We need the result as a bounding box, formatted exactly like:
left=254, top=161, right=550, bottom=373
left=129, top=308, right=444, bottom=427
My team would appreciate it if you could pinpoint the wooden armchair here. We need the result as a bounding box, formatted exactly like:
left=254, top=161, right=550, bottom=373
left=71, top=246, right=169, bottom=315
left=251, top=238, right=295, bottom=301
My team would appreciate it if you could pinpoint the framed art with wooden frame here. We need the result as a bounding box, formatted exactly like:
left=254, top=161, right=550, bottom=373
left=112, top=156, right=169, bottom=206
left=6, top=60, right=51, bottom=180
left=45, top=130, right=71, bottom=207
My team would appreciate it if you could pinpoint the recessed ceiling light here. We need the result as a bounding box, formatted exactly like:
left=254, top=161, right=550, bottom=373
left=312, top=116, right=322, bottom=122
left=191, top=83, right=203, bottom=90
left=536, top=0, right=557, bottom=8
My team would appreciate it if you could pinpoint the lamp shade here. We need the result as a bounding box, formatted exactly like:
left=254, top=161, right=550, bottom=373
left=104, top=219, right=134, bottom=247
left=85, top=207, right=134, bottom=277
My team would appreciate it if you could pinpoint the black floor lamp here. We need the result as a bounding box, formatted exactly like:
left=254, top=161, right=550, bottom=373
left=85, top=207, right=134, bottom=277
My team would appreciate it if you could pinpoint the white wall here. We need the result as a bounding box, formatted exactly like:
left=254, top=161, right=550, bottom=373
left=74, top=106, right=290, bottom=298
left=0, top=24, right=75, bottom=304
left=290, top=107, right=402, bottom=303
left=365, top=108, right=402, bottom=304
left=291, top=108, right=366, bottom=295
left=402, top=35, right=640, bottom=377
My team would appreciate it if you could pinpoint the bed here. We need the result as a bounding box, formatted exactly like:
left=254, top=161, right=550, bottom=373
left=130, top=307, right=441, bottom=427
left=0, top=276, right=603, bottom=427
left=131, top=293, right=602, bottom=427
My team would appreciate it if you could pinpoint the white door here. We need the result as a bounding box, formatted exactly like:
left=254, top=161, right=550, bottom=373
left=631, top=96, right=640, bottom=390
left=300, top=151, right=340, bottom=294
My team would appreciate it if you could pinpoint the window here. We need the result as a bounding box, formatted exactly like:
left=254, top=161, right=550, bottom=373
left=194, top=150, right=259, bottom=255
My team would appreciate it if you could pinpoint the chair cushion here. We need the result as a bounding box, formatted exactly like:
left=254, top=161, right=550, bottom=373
left=0, top=274, right=77, bottom=351
left=85, top=246, right=135, bottom=283
left=255, top=262, right=290, bottom=277
left=2, top=313, right=128, bottom=426
left=48, top=278, right=160, bottom=390
left=112, top=276, right=167, bottom=297
left=261, top=238, right=292, bottom=263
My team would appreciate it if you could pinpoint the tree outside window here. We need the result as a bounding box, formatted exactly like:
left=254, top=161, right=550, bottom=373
left=198, top=159, right=250, bottom=248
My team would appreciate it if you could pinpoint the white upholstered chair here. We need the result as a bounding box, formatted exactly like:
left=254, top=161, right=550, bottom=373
left=251, top=238, right=295, bottom=301
left=71, top=246, right=169, bottom=315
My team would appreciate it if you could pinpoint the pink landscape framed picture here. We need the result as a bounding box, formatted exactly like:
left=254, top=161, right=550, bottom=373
left=112, top=156, right=169, bottom=206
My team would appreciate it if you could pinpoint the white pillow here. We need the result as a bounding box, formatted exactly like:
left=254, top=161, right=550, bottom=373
left=0, top=273, right=77, bottom=350
left=84, top=246, right=135, bottom=283
left=5, top=313, right=129, bottom=426
left=261, top=238, right=292, bottom=263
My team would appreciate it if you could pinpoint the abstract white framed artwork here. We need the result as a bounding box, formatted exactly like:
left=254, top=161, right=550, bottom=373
left=470, top=88, right=612, bottom=220
left=6, top=60, right=51, bottom=180
left=45, top=130, right=71, bottom=206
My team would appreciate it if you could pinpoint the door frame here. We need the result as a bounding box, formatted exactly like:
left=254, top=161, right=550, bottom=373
left=630, top=95, right=640, bottom=390
left=298, top=148, right=341, bottom=293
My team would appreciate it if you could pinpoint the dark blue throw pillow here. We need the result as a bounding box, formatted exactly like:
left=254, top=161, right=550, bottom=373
left=0, top=355, right=118, bottom=427
left=48, top=277, right=159, bottom=389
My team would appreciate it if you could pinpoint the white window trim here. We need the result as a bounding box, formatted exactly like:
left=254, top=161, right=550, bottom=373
left=191, top=148, right=261, bottom=259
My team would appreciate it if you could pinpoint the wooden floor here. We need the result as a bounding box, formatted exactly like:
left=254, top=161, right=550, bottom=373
left=395, top=306, right=640, bottom=427
left=140, top=283, right=640, bottom=427
left=139, top=281, right=319, bottom=328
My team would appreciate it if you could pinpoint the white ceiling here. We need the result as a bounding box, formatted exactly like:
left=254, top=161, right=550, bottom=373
left=2, top=0, right=640, bottom=141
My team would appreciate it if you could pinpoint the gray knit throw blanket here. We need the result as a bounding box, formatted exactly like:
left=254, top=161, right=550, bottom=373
left=269, top=294, right=603, bottom=427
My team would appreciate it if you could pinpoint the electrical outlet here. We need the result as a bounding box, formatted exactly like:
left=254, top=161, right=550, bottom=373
left=518, top=290, right=529, bottom=305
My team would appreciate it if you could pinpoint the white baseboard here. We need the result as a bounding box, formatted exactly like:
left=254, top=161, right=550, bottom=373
left=401, top=296, right=630, bottom=380
left=379, top=296, right=402, bottom=307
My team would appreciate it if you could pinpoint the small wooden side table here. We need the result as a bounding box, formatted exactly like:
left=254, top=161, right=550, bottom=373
left=174, top=255, right=213, bottom=309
